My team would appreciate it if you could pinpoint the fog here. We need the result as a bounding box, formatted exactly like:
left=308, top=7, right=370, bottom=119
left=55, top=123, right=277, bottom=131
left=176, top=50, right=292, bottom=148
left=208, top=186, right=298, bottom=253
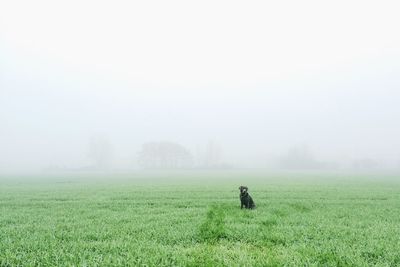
left=1, top=0, right=400, bottom=173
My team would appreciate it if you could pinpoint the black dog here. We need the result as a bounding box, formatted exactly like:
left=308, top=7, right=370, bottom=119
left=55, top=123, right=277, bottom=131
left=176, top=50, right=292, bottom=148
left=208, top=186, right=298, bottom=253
left=239, top=186, right=255, bottom=209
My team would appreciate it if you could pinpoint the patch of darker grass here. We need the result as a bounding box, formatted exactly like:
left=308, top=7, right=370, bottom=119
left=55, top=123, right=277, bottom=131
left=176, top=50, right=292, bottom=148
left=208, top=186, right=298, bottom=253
left=198, top=205, right=226, bottom=243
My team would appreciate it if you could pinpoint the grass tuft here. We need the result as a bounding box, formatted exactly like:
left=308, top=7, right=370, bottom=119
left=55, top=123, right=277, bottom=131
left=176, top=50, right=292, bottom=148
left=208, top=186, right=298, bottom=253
left=198, top=205, right=226, bottom=243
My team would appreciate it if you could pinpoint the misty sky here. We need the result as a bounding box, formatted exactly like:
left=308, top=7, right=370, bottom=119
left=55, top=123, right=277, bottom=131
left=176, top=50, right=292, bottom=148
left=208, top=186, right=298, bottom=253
left=1, top=0, right=400, bottom=171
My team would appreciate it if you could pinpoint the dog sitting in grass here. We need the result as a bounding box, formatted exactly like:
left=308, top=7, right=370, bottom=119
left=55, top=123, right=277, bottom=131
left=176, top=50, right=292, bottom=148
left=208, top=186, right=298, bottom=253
left=239, top=186, right=255, bottom=209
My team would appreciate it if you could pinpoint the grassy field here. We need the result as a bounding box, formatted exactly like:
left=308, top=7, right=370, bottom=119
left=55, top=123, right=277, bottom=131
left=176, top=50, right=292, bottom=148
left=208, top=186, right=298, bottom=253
left=1, top=171, right=400, bottom=266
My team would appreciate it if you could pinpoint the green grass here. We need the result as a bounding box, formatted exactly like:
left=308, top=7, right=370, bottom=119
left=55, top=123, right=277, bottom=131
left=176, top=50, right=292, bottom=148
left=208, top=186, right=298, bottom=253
left=1, top=171, right=400, bottom=266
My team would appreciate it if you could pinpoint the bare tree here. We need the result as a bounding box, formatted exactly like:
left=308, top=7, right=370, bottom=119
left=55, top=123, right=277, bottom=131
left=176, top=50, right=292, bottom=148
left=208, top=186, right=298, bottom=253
left=138, top=141, right=193, bottom=169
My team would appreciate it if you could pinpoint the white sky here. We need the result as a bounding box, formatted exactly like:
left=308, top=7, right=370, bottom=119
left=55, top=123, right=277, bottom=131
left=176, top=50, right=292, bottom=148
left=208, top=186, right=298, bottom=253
left=1, top=0, right=400, bottom=170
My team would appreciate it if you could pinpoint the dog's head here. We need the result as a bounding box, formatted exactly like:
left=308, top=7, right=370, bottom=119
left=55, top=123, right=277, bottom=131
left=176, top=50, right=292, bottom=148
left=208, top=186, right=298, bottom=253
left=239, top=186, right=248, bottom=194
